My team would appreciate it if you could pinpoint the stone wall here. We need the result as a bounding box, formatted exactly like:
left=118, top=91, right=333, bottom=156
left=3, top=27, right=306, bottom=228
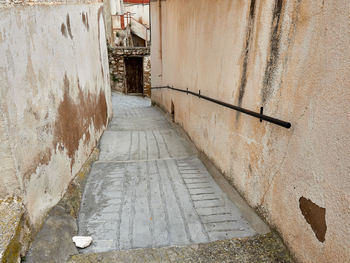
left=108, top=46, right=151, bottom=96
left=143, top=56, right=151, bottom=97
left=150, top=1, right=350, bottom=263
left=109, top=46, right=127, bottom=93
left=0, top=1, right=112, bottom=260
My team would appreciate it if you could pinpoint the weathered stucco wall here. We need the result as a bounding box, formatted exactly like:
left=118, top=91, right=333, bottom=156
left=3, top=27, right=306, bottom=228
left=0, top=0, right=112, bottom=234
left=103, top=0, right=113, bottom=44
left=150, top=0, right=162, bottom=87
left=150, top=1, right=350, bottom=262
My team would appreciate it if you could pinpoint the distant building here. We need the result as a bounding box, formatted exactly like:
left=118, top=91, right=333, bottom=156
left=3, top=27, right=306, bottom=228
left=104, top=0, right=151, bottom=96
left=104, top=0, right=150, bottom=47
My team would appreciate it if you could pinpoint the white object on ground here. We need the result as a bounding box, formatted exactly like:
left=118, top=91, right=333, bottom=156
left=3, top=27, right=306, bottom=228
left=72, top=236, right=93, bottom=248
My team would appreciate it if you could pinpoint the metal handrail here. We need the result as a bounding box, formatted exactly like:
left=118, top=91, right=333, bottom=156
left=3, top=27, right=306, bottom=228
left=151, top=86, right=291, bottom=129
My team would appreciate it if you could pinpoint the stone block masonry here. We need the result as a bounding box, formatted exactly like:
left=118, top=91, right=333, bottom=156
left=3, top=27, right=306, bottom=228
left=108, top=46, right=151, bottom=96
left=143, top=56, right=151, bottom=97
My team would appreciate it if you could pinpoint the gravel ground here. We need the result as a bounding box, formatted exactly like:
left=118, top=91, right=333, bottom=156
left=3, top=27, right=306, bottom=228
left=68, top=232, right=294, bottom=263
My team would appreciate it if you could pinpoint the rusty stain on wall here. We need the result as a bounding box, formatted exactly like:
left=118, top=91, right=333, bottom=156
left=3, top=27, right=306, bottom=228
left=61, top=23, right=68, bottom=38
left=237, top=0, right=256, bottom=114
left=262, top=0, right=284, bottom=104
left=66, top=14, right=74, bottom=39
left=25, top=55, right=38, bottom=95
left=158, top=0, right=162, bottom=60
left=299, top=197, right=327, bottom=242
left=82, top=12, right=90, bottom=30
left=53, top=74, right=107, bottom=170
left=24, top=148, right=52, bottom=179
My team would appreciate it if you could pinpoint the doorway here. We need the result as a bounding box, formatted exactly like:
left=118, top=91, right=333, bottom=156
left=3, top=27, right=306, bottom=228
left=124, top=57, right=143, bottom=94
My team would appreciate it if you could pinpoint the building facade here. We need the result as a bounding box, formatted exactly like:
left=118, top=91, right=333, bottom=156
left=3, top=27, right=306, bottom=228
left=105, top=0, right=151, bottom=96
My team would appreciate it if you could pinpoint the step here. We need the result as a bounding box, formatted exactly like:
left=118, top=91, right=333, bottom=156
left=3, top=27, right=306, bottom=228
left=68, top=232, right=294, bottom=263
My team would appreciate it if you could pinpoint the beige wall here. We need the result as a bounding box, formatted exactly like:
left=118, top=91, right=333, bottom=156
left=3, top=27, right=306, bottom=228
left=150, top=0, right=162, bottom=87
left=150, top=1, right=350, bottom=262
left=103, top=0, right=113, bottom=44
left=0, top=0, right=112, bottom=229
left=124, top=3, right=150, bottom=26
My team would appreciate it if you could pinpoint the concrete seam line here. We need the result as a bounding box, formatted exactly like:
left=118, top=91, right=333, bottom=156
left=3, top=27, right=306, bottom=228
left=151, top=103, right=270, bottom=235
left=198, top=152, right=270, bottom=235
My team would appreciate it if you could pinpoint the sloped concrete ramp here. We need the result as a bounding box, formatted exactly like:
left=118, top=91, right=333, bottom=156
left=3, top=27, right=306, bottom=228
left=77, top=93, right=261, bottom=254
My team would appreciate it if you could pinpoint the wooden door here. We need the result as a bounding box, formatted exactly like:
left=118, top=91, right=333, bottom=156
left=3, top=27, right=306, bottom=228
left=125, top=57, right=143, bottom=94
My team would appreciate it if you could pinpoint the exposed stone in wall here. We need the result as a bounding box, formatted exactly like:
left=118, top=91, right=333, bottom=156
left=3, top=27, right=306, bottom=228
left=143, top=56, right=151, bottom=97
left=0, top=106, right=20, bottom=199
left=108, top=46, right=127, bottom=93
left=108, top=46, right=151, bottom=96
left=0, top=198, right=24, bottom=262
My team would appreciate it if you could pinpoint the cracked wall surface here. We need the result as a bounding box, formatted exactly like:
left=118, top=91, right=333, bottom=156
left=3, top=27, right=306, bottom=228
left=0, top=0, right=112, bottom=260
left=150, top=0, right=350, bottom=262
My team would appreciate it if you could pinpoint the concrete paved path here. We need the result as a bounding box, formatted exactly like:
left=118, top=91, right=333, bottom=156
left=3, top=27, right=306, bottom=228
left=77, top=93, right=256, bottom=254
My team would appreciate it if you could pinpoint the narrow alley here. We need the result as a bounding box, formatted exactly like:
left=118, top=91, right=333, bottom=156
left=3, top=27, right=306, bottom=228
left=1, top=0, right=350, bottom=262
left=78, top=92, right=255, bottom=252
left=68, top=93, right=293, bottom=262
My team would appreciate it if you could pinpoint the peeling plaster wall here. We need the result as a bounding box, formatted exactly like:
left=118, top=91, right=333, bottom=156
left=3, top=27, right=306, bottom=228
left=0, top=1, right=112, bottom=229
left=150, top=0, right=350, bottom=262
